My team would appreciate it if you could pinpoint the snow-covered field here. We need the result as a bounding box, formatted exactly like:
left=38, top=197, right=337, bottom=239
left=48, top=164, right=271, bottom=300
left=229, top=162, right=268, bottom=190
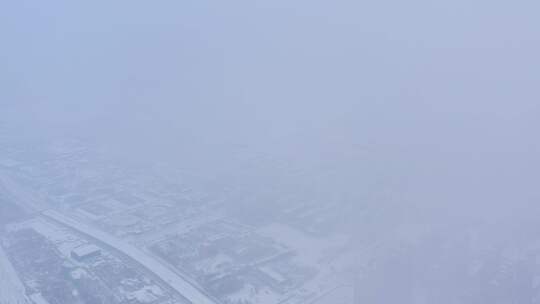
left=0, top=245, right=29, bottom=304
left=257, top=223, right=348, bottom=266
left=309, top=285, right=354, bottom=304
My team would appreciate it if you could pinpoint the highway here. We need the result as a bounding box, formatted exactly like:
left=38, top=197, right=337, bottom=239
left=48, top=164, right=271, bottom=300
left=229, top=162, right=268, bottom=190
left=0, top=173, right=217, bottom=304
left=42, top=210, right=218, bottom=304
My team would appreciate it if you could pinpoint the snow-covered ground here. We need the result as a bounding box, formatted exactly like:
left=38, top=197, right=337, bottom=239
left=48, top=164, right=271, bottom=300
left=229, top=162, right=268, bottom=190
left=10, top=218, right=86, bottom=258
left=42, top=210, right=216, bottom=304
left=0, top=174, right=48, bottom=212
left=309, top=285, right=354, bottom=304
left=227, top=284, right=281, bottom=304
left=0, top=244, right=29, bottom=304
left=257, top=223, right=348, bottom=266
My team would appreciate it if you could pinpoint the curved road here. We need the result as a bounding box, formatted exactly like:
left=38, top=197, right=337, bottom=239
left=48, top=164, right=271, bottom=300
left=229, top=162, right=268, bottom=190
left=42, top=210, right=217, bottom=304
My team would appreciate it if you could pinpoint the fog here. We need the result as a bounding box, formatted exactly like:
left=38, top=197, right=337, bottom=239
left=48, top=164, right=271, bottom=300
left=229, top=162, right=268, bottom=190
left=1, top=1, right=540, bottom=303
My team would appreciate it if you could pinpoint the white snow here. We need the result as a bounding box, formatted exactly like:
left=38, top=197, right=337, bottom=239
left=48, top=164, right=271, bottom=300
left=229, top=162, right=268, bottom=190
left=42, top=210, right=216, bottom=304
left=257, top=223, right=347, bottom=266
left=226, top=284, right=280, bottom=304
left=195, top=253, right=233, bottom=275
left=259, top=266, right=287, bottom=284
left=70, top=268, right=88, bottom=280
left=29, top=293, right=50, bottom=304
left=309, top=285, right=354, bottom=304
left=72, top=244, right=101, bottom=257
left=128, top=285, right=165, bottom=303
left=0, top=245, right=30, bottom=304
left=11, top=219, right=85, bottom=258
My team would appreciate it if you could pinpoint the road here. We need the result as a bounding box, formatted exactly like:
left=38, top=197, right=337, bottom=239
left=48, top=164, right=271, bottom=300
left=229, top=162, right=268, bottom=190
left=0, top=172, right=217, bottom=304
left=42, top=210, right=217, bottom=304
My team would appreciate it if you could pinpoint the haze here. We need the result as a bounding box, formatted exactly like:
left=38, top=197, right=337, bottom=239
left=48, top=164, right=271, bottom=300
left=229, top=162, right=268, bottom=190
left=1, top=1, right=539, bottom=303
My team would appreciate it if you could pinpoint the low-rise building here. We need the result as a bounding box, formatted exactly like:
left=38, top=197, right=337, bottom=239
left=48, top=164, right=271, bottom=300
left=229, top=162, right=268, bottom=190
left=71, top=244, right=101, bottom=261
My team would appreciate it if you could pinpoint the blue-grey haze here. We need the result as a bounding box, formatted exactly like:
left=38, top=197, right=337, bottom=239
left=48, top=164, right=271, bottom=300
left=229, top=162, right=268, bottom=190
left=1, top=1, right=540, bottom=303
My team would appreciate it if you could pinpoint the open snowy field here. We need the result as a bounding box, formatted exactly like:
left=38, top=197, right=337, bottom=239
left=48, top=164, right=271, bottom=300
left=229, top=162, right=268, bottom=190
left=0, top=245, right=29, bottom=304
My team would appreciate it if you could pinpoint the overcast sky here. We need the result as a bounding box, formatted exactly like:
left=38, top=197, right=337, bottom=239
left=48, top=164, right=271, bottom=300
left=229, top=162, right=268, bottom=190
left=2, top=0, right=539, bottom=223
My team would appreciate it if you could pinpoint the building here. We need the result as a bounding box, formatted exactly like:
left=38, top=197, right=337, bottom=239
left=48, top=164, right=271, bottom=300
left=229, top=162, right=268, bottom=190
left=71, top=244, right=101, bottom=261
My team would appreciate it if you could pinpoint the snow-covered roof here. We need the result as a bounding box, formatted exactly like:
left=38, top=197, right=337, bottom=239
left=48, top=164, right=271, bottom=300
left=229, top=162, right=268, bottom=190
left=72, top=244, right=101, bottom=257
